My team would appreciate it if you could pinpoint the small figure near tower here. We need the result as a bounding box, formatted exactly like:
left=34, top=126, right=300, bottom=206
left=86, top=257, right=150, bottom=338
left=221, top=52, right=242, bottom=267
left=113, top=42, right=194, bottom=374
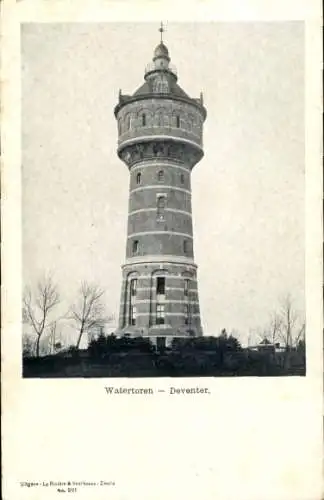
left=114, top=24, right=207, bottom=347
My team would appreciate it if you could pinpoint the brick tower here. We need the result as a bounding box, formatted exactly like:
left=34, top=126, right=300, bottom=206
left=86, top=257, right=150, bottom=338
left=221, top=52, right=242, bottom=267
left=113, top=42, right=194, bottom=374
left=115, top=25, right=206, bottom=347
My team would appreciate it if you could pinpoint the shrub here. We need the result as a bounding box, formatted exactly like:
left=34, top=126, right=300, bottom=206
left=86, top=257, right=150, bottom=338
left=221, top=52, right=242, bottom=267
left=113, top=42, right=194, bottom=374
left=88, top=334, right=155, bottom=358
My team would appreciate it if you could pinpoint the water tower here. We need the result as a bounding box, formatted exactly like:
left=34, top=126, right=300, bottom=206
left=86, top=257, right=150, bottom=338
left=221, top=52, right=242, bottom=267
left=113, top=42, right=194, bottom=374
left=114, top=24, right=206, bottom=347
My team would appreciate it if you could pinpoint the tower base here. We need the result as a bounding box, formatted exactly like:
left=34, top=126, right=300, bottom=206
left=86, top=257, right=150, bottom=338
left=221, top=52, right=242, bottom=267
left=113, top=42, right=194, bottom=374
left=117, top=258, right=203, bottom=345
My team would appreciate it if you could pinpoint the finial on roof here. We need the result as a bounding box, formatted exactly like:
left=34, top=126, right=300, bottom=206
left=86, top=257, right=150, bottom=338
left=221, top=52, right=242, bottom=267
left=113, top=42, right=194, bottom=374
left=159, top=21, right=165, bottom=43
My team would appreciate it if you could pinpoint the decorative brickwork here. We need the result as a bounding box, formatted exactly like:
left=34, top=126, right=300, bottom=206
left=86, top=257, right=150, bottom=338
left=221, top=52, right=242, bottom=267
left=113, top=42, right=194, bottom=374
left=115, top=36, right=206, bottom=344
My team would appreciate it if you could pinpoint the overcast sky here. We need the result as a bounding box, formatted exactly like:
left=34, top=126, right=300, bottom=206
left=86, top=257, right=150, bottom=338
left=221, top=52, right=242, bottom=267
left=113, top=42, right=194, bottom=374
left=22, top=22, right=304, bottom=345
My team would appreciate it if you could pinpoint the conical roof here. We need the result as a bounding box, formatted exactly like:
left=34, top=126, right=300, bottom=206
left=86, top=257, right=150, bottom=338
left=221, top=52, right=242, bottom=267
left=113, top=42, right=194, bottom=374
left=114, top=30, right=206, bottom=119
left=132, top=79, right=189, bottom=99
left=153, top=42, right=170, bottom=60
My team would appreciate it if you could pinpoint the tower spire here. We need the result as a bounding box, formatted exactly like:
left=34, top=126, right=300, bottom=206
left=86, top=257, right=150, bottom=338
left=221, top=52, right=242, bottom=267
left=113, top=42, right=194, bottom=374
left=159, top=21, right=165, bottom=43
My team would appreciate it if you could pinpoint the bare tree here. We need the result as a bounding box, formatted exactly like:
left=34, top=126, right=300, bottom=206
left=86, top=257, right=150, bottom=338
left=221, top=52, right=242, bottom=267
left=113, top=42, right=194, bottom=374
left=22, top=334, right=34, bottom=358
left=49, top=321, right=57, bottom=354
left=278, top=294, right=304, bottom=349
left=22, top=277, right=60, bottom=358
left=295, top=322, right=306, bottom=347
left=68, top=282, right=108, bottom=350
left=268, top=312, right=282, bottom=344
left=252, top=325, right=270, bottom=345
left=247, top=328, right=262, bottom=347
left=276, top=294, right=305, bottom=369
left=47, top=321, right=63, bottom=354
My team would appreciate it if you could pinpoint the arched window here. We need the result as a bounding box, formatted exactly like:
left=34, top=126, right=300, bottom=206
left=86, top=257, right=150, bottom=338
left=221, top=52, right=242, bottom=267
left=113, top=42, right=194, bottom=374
left=157, top=170, right=164, bottom=182
left=132, top=240, right=139, bottom=255
left=157, top=196, right=165, bottom=210
left=130, top=278, right=137, bottom=296
left=156, top=277, right=165, bottom=295
left=142, top=114, right=146, bottom=127
left=128, top=276, right=138, bottom=326
left=184, top=304, right=189, bottom=325
left=180, top=173, right=185, bottom=184
left=187, top=115, right=194, bottom=131
left=184, top=279, right=189, bottom=296
left=136, top=172, right=141, bottom=184
left=125, top=114, right=131, bottom=131
left=156, top=304, right=165, bottom=325
left=157, top=112, right=164, bottom=127
left=157, top=195, right=166, bottom=221
left=176, top=115, right=180, bottom=128
left=153, top=75, right=169, bottom=94
left=183, top=239, right=188, bottom=254
left=130, top=305, right=137, bottom=326
left=155, top=275, right=166, bottom=325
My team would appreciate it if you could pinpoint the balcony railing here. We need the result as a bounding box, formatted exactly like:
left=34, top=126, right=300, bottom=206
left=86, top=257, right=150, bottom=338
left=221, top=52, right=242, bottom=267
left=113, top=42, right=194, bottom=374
left=144, top=62, right=177, bottom=77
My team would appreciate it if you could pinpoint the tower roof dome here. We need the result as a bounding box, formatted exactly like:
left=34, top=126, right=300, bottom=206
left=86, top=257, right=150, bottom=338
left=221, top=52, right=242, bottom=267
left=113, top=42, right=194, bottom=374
left=153, top=42, right=170, bottom=61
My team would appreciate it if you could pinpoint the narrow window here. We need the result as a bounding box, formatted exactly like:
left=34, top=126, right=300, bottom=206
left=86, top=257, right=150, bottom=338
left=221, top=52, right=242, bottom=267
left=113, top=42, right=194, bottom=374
left=180, top=173, right=185, bottom=184
left=130, top=279, right=137, bottom=297
left=158, top=170, right=164, bottom=182
left=184, top=279, right=189, bottom=297
left=130, top=305, right=137, bottom=326
left=156, top=304, right=165, bottom=325
left=157, top=195, right=166, bottom=221
left=142, top=114, right=146, bottom=126
left=157, top=196, right=165, bottom=210
left=183, top=240, right=188, bottom=254
left=125, top=114, right=131, bottom=130
left=154, top=76, right=169, bottom=93
left=136, top=172, right=141, bottom=184
left=176, top=115, right=180, bottom=128
left=184, top=304, right=189, bottom=325
left=132, top=240, right=139, bottom=255
left=156, top=277, right=165, bottom=295
left=157, top=113, right=163, bottom=126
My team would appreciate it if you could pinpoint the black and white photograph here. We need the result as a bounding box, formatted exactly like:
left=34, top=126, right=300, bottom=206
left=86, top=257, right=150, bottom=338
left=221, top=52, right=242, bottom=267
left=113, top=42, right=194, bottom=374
left=2, top=4, right=322, bottom=500
left=21, top=22, right=306, bottom=377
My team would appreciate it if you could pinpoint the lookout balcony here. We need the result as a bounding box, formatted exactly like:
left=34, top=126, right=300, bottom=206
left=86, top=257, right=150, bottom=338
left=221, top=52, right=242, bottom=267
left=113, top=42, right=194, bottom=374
left=144, top=62, right=178, bottom=80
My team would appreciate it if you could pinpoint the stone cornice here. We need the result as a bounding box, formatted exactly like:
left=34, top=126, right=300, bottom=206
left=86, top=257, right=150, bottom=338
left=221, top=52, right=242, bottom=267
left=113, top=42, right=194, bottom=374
left=118, top=138, right=203, bottom=169
left=122, top=255, right=197, bottom=268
